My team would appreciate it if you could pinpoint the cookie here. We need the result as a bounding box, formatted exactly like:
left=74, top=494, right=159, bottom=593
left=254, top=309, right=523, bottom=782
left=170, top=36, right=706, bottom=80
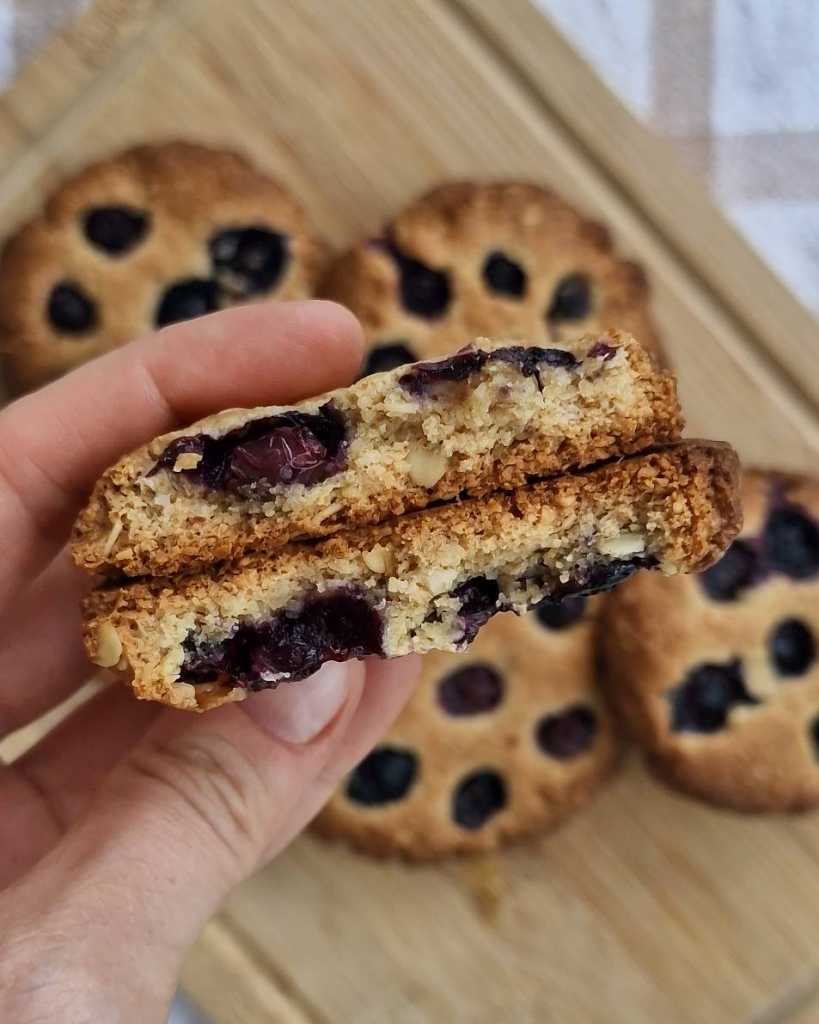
left=72, top=331, right=682, bottom=578
left=83, top=441, right=740, bottom=712
left=0, top=142, right=326, bottom=392
left=320, top=182, right=662, bottom=376
left=316, top=599, right=621, bottom=859
left=601, top=469, right=819, bottom=812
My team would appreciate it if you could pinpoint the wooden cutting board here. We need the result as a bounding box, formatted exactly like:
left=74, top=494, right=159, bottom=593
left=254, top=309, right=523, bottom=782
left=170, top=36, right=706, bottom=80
left=2, top=2, right=819, bottom=1021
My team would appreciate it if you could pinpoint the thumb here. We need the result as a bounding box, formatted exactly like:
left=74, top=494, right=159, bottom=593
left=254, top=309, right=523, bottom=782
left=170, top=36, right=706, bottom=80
left=1, top=657, right=417, bottom=1022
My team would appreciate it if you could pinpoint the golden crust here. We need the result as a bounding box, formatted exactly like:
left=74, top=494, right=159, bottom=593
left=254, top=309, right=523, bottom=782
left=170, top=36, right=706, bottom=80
left=320, top=181, right=663, bottom=363
left=600, top=469, right=819, bottom=812
left=83, top=441, right=740, bottom=713
left=314, top=604, right=622, bottom=860
left=71, top=330, right=683, bottom=578
left=0, top=142, right=327, bottom=392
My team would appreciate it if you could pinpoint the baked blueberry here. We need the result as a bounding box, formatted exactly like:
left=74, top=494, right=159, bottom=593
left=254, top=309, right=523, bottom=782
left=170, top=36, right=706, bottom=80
left=47, top=281, right=97, bottom=334
left=209, top=227, right=288, bottom=296
left=155, top=279, right=219, bottom=327
left=153, top=404, right=347, bottom=493
left=769, top=618, right=816, bottom=677
left=763, top=505, right=819, bottom=581
left=181, top=589, right=383, bottom=686
left=536, top=704, right=597, bottom=759
left=700, top=540, right=759, bottom=602
left=452, top=769, right=507, bottom=829
left=547, top=273, right=591, bottom=322
left=438, top=663, right=504, bottom=716
left=83, top=206, right=149, bottom=255
left=389, top=244, right=451, bottom=319
left=452, top=576, right=501, bottom=644
left=810, top=716, right=819, bottom=759
left=482, top=251, right=526, bottom=298
left=668, top=659, right=758, bottom=734
left=361, top=342, right=417, bottom=378
left=346, top=746, right=418, bottom=806
left=534, top=596, right=586, bottom=630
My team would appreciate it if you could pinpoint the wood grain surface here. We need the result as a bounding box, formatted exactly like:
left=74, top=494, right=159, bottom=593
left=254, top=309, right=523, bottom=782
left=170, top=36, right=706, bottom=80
left=1, top=2, right=818, bottom=1022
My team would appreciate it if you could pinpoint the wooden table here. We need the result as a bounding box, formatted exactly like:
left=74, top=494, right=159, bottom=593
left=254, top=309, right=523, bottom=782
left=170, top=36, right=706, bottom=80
left=2, top=2, right=818, bottom=1021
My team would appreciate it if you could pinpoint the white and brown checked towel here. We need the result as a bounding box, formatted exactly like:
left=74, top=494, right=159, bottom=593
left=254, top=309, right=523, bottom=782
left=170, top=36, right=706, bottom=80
left=3, top=0, right=819, bottom=316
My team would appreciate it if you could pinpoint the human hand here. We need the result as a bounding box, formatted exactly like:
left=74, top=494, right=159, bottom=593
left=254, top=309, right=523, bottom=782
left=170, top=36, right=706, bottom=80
left=0, top=301, right=419, bottom=1022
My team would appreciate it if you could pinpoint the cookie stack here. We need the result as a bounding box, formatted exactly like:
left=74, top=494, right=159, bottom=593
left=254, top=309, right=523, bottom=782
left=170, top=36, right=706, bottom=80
left=6, top=147, right=772, bottom=860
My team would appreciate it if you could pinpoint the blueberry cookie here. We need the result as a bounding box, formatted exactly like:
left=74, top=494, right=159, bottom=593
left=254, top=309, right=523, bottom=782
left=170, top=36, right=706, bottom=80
left=316, top=599, right=620, bottom=858
left=601, top=470, right=819, bottom=812
left=83, top=441, right=740, bottom=711
left=0, top=142, right=326, bottom=392
left=320, top=182, right=662, bottom=377
left=72, top=331, right=681, bottom=578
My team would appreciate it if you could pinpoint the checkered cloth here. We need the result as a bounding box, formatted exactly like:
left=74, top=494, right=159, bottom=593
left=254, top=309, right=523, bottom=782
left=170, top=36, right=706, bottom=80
left=3, top=0, right=818, bottom=316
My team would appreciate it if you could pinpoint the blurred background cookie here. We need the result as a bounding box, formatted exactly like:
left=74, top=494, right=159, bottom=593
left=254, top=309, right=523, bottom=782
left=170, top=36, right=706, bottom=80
left=601, top=470, right=819, bottom=812
left=0, top=142, right=326, bottom=393
left=320, top=181, right=662, bottom=376
left=316, top=599, right=621, bottom=859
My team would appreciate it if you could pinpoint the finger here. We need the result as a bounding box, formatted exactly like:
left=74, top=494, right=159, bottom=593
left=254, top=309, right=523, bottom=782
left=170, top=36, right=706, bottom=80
left=0, top=684, right=159, bottom=890
left=0, top=300, right=362, bottom=608
left=0, top=656, right=417, bottom=1016
left=0, top=550, right=92, bottom=739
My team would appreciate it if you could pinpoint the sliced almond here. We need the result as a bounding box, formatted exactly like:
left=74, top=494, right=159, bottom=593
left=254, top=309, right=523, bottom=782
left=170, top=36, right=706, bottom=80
left=406, top=445, right=448, bottom=488
left=597, top=532, right=646, bottom=558
left=173, top=451, right=203, bottom=472
left=94, top=623, right=123, bottom=668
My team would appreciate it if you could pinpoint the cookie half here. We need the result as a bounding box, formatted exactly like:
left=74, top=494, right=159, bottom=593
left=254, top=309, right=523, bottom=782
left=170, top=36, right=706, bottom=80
left=72, top=331, right=681, bottom=578
left=83, top=441, right=740, bottom=712
left=601, top=469, right=819, bottom=812
left=0, top=142, right=326, bottom=392
left=320, top=181, right=662, bottom=373
left=316, top=601, right=621, bottom=859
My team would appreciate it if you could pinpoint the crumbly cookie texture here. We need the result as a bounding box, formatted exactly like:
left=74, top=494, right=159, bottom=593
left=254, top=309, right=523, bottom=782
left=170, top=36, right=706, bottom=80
left=315, top=600, right=621, bottom=859
left=83, top=441, right=740, bottom=713
left=0, top=141, right=326, bottom=392
left=601, top=469, right=819, bottom=812
left=320, top=181, right=663, bottom=372
left=72, top=330, right=681, bottom=578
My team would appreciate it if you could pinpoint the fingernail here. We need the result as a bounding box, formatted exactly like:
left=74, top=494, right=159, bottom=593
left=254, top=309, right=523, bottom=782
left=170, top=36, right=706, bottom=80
left=239, top=662, right=350, bottom=744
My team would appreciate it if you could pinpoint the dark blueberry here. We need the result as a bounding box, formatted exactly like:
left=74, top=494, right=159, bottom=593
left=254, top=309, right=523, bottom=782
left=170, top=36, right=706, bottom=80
left=482, top=251, right=526, bottom=298
left=452, top=769, right=507, bottom=830
left=550, top=557, right=649, bottom=602
left=155, top=278, right=219, bottom=327
left=762, top=505, right=819, bottom=581
left=536, top=704, right=597, bottom=759
left=490, top=345, right=578, bottom=383
left=547, top=273, right=591, bottom=322
left=668, top=659, right=758, bottom=734
left=388, top=243, right=451, bottom=319
left=152, top=403, right=346, bottom=494
left=83, top=205, right=149, bottom=255
left=209, top=227, right=289, bottom=297
left=47, top=281, right=97, bottom=334
left=361, top=342, right=417, bottom=378
left=438, top=663, right=504, bottom=716
left=534, top=595, right=587, bottom=630
left=181, top=588, right=383, bottom=687
left=700, top=540, right=759, bottom=602
left=346, top=746, right=418, bottom=805
left=451, top=576, right=501, bottom=644
left=809, top=716, right=819, bottom=759
left=399, top=349, right=487, bottom=397
left=769, top=618, right=816, bottom=677
left=586, top=340, right=617, bottom=360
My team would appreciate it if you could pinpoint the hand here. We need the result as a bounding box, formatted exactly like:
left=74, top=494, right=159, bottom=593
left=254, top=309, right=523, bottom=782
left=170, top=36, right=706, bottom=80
left=0, top=301, right=419, bottom=1023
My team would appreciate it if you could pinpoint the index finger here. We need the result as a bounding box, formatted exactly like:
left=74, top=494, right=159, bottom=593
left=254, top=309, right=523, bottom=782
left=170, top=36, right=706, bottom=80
left=0, top=299, right=362, bottom=604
